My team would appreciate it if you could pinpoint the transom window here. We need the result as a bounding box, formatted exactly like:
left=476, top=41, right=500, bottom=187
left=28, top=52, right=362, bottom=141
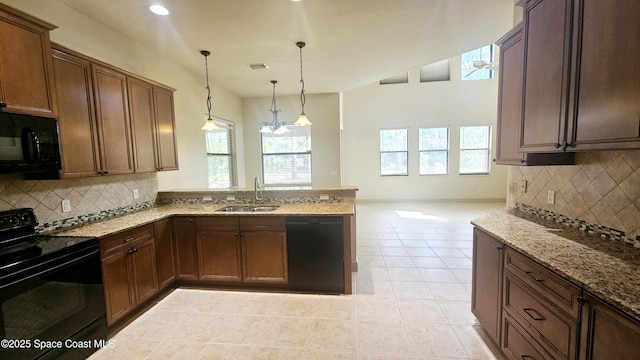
left=461, top=44, right=494, bottom=80
left=261, top=125, right=312, bottom=186
left=419, top=127, right=449, bottom=175
left=205, top=120, right=236, bottom=188
left=380, top=129, right=408, bottom=176
left=459, top=125, right=491, bottom=174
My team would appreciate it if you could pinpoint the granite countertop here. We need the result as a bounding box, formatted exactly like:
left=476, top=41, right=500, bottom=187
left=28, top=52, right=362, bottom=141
left=472, top=209, right=640, bottom=322
left=52, top=202, right=355, bottom=239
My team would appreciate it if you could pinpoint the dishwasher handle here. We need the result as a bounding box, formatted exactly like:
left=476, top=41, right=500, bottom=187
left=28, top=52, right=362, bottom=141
left=286, top=216, right=343, bottom=225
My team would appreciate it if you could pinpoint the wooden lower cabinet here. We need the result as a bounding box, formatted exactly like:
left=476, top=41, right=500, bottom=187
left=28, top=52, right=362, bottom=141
left=241, top=230, right=287, bottom=283
left=154, top=218, right=176, bottom=288
left=100, top=225, right=158, bottom=326
left=579, top=292, right=640, bottom=360
left=172, top=217, right=198, bottom=280
left=196, top=229, right=242, bottom=281
left=502, top=312, right=551, bottom=360
left=471, top=228, right=504, bottom=345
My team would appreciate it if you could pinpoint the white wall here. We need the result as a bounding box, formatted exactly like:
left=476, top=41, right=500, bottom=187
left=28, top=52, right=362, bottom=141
left=242, top=93, right=342, bottom=188
left=342, top=55, right=508, bottom=201
left=0, top=0, right=244, bottom=191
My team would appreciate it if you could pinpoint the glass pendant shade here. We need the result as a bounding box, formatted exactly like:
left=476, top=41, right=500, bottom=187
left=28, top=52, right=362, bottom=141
left=295, top=113, right=311, bottom=126
left=201, top=117, right=219, bottom=131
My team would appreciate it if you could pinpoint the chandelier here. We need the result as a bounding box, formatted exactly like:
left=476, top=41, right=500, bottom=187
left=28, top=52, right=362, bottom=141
left=260, top=80, right=289, bottom=134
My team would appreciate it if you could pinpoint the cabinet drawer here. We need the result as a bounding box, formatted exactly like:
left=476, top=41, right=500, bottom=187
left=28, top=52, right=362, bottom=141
left=101, top=224, right=154, bottom=257
left=505, top=247, right=580, bottom=318
left=195, top=216, right=239, bottom=231
left=240, top=216, right=285, bottom=231
left=504, top=272, right=578, bottom=360
left=502, top=312, right=551, bottom=360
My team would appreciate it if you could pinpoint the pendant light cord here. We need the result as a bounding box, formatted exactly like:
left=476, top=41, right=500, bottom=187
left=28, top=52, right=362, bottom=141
left=298, top=43, right=306, bottom=113
left=202, top=50, right=212, bottom=119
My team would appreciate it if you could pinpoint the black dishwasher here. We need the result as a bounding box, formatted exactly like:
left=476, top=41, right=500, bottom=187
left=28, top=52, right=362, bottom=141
left=286, top=216, right=344, bottom=293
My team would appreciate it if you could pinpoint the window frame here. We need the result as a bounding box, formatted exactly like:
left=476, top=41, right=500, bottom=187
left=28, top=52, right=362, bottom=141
left=461, top=44, right=495, bottom=81
left=205, top=118, right=237, bottom=189
left=418, top=127, right=449, bottom=175
left=459, top=125, right=492, bottom=175
left=260, top=125, right=312, bottom=187
left=379, top=128, right=409, bottom=176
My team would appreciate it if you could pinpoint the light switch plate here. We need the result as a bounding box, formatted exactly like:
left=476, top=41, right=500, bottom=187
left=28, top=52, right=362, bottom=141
left=133, top=189, right=139, bottom=199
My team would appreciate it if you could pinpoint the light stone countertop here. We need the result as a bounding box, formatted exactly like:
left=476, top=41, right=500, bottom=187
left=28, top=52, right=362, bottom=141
left=52, top=202, right=355, bottom=239
left=472, top=209, right=640, bottom=322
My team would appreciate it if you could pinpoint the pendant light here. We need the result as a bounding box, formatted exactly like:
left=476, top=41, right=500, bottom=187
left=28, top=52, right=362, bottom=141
left=260, top=80, right=289, bottom=134
left=294, top=41, right=312, bottom=126
left=200, top=50, right=219, bottom=131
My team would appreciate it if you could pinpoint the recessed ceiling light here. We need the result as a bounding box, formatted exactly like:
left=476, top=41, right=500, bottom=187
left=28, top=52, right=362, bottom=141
left=149, top=5, right=169, bottom=16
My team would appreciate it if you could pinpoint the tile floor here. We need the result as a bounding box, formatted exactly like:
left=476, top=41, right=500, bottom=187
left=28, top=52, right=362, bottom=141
left=90, top=201, right=507, bottom=360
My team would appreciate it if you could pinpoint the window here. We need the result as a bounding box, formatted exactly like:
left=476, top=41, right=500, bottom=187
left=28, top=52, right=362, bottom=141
left=261, top=125, right=311, bottom=186
left=205, top=120, right=236, bottom=188
left=459, top=125, right=491, bottom=174
left=380, top=129, right=408, bottom=176
left=380, top=72, right=409, bottom=85
left=420, top=59, right=450, bottom=83
left=461, top=44, right=494, bottom=80
left=419, top=127, right=448, bottom=175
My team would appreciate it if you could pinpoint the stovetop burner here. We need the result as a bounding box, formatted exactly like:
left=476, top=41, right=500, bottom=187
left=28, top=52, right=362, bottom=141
left=0, top=208, right=98, bottom=279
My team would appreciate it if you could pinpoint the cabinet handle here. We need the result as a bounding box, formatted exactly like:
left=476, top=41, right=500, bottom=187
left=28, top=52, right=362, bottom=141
left=123, top=237, right=135, bottom=243
left=522, top=356, right=533, bottom=360
left=523, top=308, right=545, bottom=321
left=127, top=248, right=136, bottom=254
left=554, top=143, right=562, bottom=149
left=577, top=296, right=586, bottom=305
left=496, top=245, right=504, bottom=250
left=189, top=218, right=194, bottom=222
left=0, top=102, right=6, bottom=108
left=525, top=271, right=544, bottom=282
left=103, top=170, right=109, bottom=175
left=239, top=232, right=244, bottom=237
left=235, top=232, right=240, bottom=236
left=520, top=159, right=526, bottom=164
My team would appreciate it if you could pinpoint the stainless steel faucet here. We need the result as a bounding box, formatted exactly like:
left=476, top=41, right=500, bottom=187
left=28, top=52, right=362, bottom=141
left=254, top=176, right=263, bottom=202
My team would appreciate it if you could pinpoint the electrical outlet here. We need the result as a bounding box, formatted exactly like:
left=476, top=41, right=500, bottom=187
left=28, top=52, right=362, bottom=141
left=133, top=189, right=139, bottom=199
left=226, top=195, right=236, bottom=201
left=519, top=180, right=528, bottom=194
left=61, top=199, right=71, bottom=213
left=319, top=194, right=330, bottom=200
left=203, top=195, right=213, bottom=202
left=547, top=190, right=555, bottom=205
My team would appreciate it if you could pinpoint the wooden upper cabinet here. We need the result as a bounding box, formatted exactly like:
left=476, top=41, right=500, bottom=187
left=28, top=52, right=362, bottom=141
left=520, top=0, right=573, bottom=152
left=128, top=77, right=158, bottom=173
left=52, top=48, right=101, bottom=177
left=567, top=0, right=640, bottom=150
left=92, top=64, right=134, bottom=175
left=496, top=24, right=526, bottom=165
left=0, top=4, right=57, bottom=118
left=153, top=86, right=178, bottom=171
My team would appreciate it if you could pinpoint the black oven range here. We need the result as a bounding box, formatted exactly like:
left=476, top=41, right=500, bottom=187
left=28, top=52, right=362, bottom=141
left=0, top=208, right=106, bottom=360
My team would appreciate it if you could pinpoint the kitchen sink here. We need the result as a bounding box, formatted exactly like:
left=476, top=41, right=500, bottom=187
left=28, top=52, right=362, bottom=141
left=216, top=205, right=280, bottom=212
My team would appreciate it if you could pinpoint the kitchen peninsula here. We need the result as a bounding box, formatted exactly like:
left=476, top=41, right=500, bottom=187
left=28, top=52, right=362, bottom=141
left=52, top=187, right=358, bottom=329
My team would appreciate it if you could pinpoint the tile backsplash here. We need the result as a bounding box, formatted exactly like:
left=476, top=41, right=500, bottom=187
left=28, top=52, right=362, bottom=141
left=508, top=150, right=640, bottom=242
left=0, top=173, right=157, bottom=225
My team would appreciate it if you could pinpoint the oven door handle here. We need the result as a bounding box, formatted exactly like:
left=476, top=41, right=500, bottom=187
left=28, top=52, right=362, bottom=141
left=0, top=246, right=100, bottom=290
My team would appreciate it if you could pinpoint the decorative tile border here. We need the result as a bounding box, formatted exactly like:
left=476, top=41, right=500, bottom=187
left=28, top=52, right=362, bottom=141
left=158, top=196, right=343, bottom=205
left=36, top=201, right=154, bottom=234
left=516, top=203, right=639, bottom=248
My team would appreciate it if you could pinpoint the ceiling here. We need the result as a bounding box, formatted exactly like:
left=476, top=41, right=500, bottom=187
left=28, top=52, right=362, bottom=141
left=57, top=0, right=515, bottom=98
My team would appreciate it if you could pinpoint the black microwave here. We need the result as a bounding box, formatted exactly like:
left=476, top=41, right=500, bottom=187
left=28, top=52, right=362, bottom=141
left=0, top=112, right=61, bottom=179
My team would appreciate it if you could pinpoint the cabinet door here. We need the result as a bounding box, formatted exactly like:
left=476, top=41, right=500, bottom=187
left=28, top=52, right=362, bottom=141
left=0, top=5, right=57, bottom=117
left=568, top=0, right=640, bottom=150
left=52, top=48, right=101, bottom=177
left=471, top=228, right=504, bottom=345
left=92, top=64, right=134, bottom=175
left=128, top=77, right=158, bottom=173
left=101, top=251, right=135, bottom=326
left=154, top=218, right=176, bottom=289
left=520, top=0, right=573, bottom=152
left=172, top=217, right=198, bottom=280
left=153, top=86, right=179, bottom=171
left=130, top=237, right=158, bottom=304
left=579, top=292, right=640, bottom=360
left=241, top=231, right=287, bottom=283
left=496, top=24, right=526, bottom=165
left=196, top=230, right=242, bottom=282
